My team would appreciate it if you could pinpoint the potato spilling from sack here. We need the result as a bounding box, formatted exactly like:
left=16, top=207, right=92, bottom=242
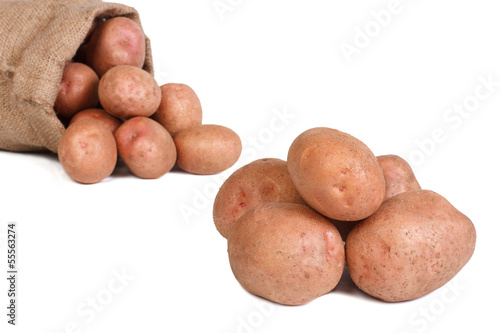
left=86, top=16, right=146, bottom=77
left=174, top=125, right=242, bottom=175
left=55, top=16, right=241, bottom=183
left=98, top=65, right=162, bottom=119
left=58, top=119, right=117, bottom=184
left=54, top=62, right=99, bottom=119
left=215, top=126, right=476, bottom=306
left=152, top=83, right=203, bottom=137
left=114, top=117, right=177, bottom=179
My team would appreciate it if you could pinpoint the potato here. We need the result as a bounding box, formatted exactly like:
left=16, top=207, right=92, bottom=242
left=98, top=65, right=161, bottom=119
left=345, top=190, right=476, bottom=302
left=54, top=62, right=99, bottom=119
left=86, top=16, right=146, bottom=77
left=70, top=108, right=122, bottom=134
left=114, top=117, right=176, bottom=179
left=152, top=83, right=203, bottom=137
left=58, top=119, right=117, bottom=184
left=213, top=158, right=306, bottom=238
left=228, top=202, right=345, bottom=306
left=174, top=124, right=242, bottom=175
left=287, top=127, right=385, bottom=221
left=377, top=154, right=421, bottom=201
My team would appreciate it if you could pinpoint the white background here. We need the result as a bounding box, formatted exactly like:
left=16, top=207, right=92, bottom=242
left=1, top=0, right=499, bottom=332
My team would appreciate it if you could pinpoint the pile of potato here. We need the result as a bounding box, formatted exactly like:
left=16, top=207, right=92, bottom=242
left=56, top=16, right=242, bottom=184
left=213, top=127, right=476, bottom=305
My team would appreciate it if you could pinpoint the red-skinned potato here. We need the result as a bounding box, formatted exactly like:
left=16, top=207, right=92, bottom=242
left=213, top=158, right=306, bottom=238
left=174, top=124, right=241, bottom=175
left=287, top=127, right=385, bottom=221
left=86, top=16, right=146, bottom=77
left=346, top=190, right=476, bottom=302
left=58, top=119, right=117, bottom=184
left=377, top=154, right=421, bottom=201
left=114, top=117, right=176, bottom=179
left=152, top=83, right=203, bottom=137
left=54, top=62, right=99, bottom=120
left=98, top=65, right=161, bottom=119
left=228, top=202, right=345, bottom=306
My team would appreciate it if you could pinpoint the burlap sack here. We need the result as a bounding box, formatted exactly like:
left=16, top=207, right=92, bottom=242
left=0, top=0, right=154, bottom=153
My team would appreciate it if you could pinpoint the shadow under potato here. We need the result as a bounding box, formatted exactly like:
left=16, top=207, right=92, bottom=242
left=329, top=265, right=378, bottom=302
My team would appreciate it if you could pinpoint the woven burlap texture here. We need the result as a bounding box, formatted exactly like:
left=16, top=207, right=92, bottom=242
left=0, top=0, right=153, bottom=153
